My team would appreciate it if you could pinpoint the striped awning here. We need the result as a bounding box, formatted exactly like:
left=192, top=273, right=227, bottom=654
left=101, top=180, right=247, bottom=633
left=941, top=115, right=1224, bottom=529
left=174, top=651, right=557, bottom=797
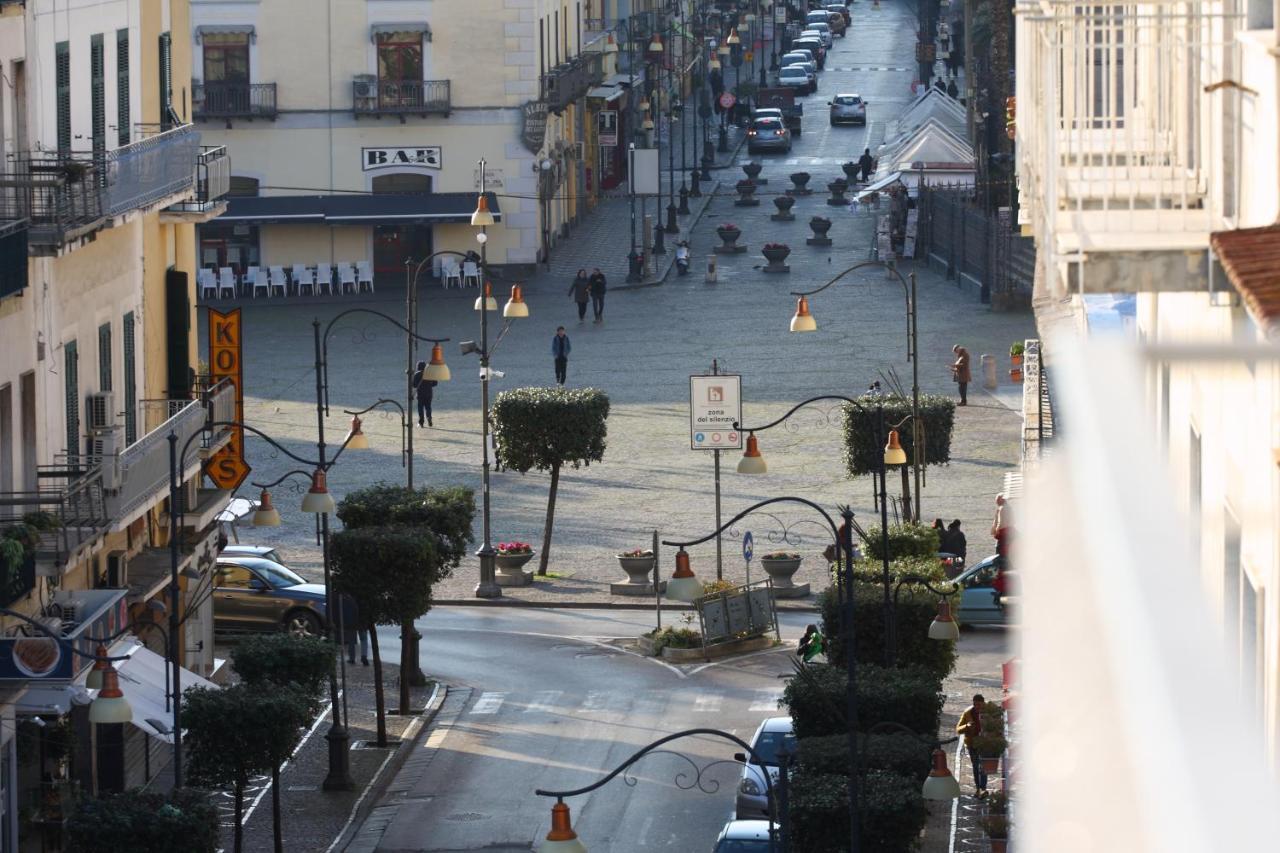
left=195, top=24, right=255, bottom=43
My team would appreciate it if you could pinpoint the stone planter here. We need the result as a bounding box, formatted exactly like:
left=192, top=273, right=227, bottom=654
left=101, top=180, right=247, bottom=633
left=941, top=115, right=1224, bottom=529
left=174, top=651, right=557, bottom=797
left=980, top=755, right=1002, bottom=774
left=760, top=557, right=810, bottom=597
left=826, top=178, right=849, bottom=206
left=610, top=555, right=667, bottom=596
left=841, top=161, right=860, bottom=182
left=761, top=245, right=791, bottom=274
left=771, top=195, right=796, bottom=221
left=734, top=180, right=760, bottom=207
left=807, top=217, right=833, bottom=247
left=787, top=171, right=813, bottom=195
left=742, top=162, right=766, bottom=184
left=635, top=633, right=775, bottom=662
left=715, top=227, right=747, bottom=254
left=495, top=551, right=534, bottom=586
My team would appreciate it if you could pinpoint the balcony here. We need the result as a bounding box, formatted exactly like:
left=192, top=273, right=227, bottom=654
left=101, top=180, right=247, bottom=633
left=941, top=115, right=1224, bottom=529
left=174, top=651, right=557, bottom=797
left=1015, top=1, right=1242, bottom=292
left=541, top=53, right=605, bottom=114
left=0, top=465, right=110, bottom=579
left=353, top=78, right=451, bottom=119
left=161, top=146, right=230, bottom=223
left=193, top=82, right=278, bottom=123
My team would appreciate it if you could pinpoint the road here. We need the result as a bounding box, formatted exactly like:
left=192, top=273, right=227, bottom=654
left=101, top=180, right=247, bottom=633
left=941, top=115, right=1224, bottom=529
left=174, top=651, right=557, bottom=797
left=361, top=607, right=1009, bottom=852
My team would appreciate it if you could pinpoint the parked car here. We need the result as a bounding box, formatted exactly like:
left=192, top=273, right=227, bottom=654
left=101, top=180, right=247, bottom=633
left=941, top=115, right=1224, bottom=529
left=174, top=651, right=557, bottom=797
left=827, top=4, right=852, bottom=28
left=805, top=23, right=834, bottom=48
left=779, top=63, right=816, bottom=95
left=792, top=37, right=826, bottom=69
left=779, top=52, right=817, bottom=80
left=220, top=544, right=287, bottom=565
left=747, top=116, right=793, bottom=153
left=712, top=820, right=774, bottom=852
left=757, top=87, right=805, bottom=133
left=735, top=716, right=796, bottom=819
left=829, top=93, right=867, bottom=125
left=213, top=555, right=329, bottom=636
left=953, top=554, right=1008, bottom=627
left=806, top=9, right=833, bottom=28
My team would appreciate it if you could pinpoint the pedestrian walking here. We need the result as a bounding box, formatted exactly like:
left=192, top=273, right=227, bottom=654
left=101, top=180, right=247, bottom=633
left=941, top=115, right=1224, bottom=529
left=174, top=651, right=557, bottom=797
left=588, top=267, right=607, bottom=321
left=797, top=624, right=825, bottom=662
left=951, top=344, right=972, bottom=405
left=552, top=326, right=571, bottom=385
left=568, top=269, right=591, bottom=322
left=947, top=79, right=959, bottom=99
left=412, top=360, right=437, bottom=427
left=858, top=148, right=875, bottom=183
left=943, top=519, right=967, bottom=561
left=956, top=694, right=989, bottom=796
left=345, top=626, right=370, bottom=666
left=339, top=593, right=369, bottom=665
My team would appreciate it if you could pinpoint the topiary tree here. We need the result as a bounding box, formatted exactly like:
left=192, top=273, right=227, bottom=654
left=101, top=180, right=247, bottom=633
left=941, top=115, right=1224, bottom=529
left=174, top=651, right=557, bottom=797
left=335, top=485, right=474, bottom=720
left=818, top=584, right=957, bottom=683
left=788, top=767, right=927, bottom=852
left=183, top=685, right=314, bottom=853
left=65, top=788, right=218, bottom=853
left=862, top=522, right=940, bottom=561
left=490, top=387, right=610, bottom=575
left=232, top=633, right=333, bottom=713
left=841, top=394, right=955, bottom=519
left=330, top=525, right=439, bottom=739
left=781, top=661, right=945, bottom=739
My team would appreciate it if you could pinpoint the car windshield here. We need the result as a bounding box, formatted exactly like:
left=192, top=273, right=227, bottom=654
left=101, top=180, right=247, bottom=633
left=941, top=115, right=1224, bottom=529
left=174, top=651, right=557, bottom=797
left=780, top=69, right=805, bottom=78
left=751, top=729, right=797, bottom=766
left=835, top=96, right=861, bottom=105
left=754, top=119, right=784, bottom=130
left=715, top=841, right=770, bottom=853
left=226, top=556, right=307, bottom=588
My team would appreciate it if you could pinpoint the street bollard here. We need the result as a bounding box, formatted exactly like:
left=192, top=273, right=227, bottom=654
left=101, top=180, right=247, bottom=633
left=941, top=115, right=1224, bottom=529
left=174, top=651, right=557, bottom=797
left=706, top=254, right=718, bottom=283
left=982, top=354, right=998, bottom=389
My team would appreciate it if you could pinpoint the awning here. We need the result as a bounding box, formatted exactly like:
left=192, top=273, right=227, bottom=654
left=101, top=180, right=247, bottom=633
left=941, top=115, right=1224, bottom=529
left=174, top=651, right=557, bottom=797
left=852, top=171, right=904, bottom=202
left=113, top=645, right=217, bottom=743
left=218, top=192, right=500, bottom=225
left=1210, top=224, right=1280, bottom=339
left=195, top=24, right=255, bottom=43
left=372, top=22, right=431, bottom=42
left=16, top=686, right=75, bottom=716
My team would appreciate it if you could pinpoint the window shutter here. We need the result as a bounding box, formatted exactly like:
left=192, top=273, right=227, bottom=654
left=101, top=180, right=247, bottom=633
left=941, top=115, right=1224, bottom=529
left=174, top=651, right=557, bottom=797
left=56, top=41, right=71, bottom=152
left=123, top=312, right=136, bottom=445
left=91, top=34, right=105, bottom=157
left=98, top=322, right=112, bottom=392
left=64, top=340, right=79, bottom=460
left=116, top=30, right=130, bottom=146
left=159, top=32, right=172, bottom=130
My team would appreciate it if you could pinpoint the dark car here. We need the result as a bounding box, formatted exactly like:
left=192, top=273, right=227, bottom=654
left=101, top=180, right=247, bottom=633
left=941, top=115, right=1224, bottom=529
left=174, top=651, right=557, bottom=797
left=747, top=116, right=792, bottom=153
left=791, top=38, right=826, bottom=69
left=214, top=556, right=329, bottom=637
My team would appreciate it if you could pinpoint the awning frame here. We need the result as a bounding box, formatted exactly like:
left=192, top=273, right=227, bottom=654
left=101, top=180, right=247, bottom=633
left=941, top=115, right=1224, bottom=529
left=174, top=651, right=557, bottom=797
left=371, top=22, right=432, bottom=43
left=195, top=24, right=256, bottom=44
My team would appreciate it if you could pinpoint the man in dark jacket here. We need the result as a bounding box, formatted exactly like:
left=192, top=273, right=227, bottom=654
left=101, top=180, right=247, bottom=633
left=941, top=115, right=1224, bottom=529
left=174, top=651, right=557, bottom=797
left=568, top=269, right=591, bottom=322
left=552, top=327, right=571, bottom=385
left=858, top=148, right=875, bottom=182
left=412, top=360, right=437, bottom=426
left=951, top=344, right=972, bottom=405
left=588, top=268, right=607, bottom=322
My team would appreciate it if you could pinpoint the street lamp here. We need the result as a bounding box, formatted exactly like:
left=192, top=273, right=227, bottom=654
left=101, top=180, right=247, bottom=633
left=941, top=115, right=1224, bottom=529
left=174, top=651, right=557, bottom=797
left=665, top=548, right=702, bottom=602
left=252, top=488, right=281, bottom=527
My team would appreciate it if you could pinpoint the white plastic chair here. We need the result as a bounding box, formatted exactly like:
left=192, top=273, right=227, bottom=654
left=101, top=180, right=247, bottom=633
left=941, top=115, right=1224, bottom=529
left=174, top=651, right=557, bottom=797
left=339, top=263, right=357, bottom=295
left=269, top=266, right=288, bottom=297
left=218, top=267, right=236, bottom=298
left=243, top=265, right=259, bottom=296
left=291, top=264, right=314, bottom=296
left=442, top=262, right=462, bottom=289
left=356, top=261, right=374, bottom=294
left=461, top=261, right=481, bottom=288
left=314, top=262, right=332, bottom=295
left=198, top=269, right=217, bottom=301
left=217, top=270, right=236, bottom=300
left=252, top=269, right=271, bottom=298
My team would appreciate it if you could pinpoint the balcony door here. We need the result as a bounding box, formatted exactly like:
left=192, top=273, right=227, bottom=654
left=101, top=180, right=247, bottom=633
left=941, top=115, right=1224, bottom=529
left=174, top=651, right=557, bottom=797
left=203, top=32, right=250, bottom=114
left=376, top=32, right=423, bottom=108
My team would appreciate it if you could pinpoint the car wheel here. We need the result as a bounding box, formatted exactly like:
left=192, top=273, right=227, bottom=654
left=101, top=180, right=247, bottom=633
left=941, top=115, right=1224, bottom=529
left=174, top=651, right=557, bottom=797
left=284, top=609, right=323, bottom=638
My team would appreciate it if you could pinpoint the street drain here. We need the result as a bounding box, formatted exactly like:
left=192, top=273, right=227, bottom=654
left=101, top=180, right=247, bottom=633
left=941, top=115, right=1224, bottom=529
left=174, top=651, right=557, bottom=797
left=351, top=739, right=403, bottom=750
left=444, top=812, right=486, bottom=822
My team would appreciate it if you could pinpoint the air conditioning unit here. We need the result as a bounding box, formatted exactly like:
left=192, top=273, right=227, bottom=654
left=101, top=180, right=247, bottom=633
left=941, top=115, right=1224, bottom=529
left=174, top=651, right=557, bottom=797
left=89, top=427, right=124, bottom=490
left=354, top=74, right=377, bottom=99
left=85, top=391, right=116, bottom=432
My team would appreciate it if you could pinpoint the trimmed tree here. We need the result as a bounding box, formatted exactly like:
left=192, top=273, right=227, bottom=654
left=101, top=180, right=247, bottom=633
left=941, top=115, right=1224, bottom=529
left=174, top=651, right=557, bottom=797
left=183, top=685, right=314, bottom=853
left=841, top=394, right=955, bottom=518
left=489, top=387, right=610, bottom=575
left=65, top=788, right=218, bottom=853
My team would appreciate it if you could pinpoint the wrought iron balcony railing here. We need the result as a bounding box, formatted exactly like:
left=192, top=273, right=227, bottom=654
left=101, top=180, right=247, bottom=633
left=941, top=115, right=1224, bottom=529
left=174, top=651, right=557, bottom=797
left=194, top=82, right=278, bottom=121
left=353, top=78, right=451, bottom=117
left=541, top=53, right=605, bottom=114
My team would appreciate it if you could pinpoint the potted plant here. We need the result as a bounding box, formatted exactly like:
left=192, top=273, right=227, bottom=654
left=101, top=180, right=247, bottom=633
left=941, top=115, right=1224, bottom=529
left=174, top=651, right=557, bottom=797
left=494, top=541, right=535, bottom=574
left=841, top=161, right=860, bottom=182
left=761, top=243, right=790, bottom=273
left=734, top=180, right=760, bottom=206
left=715, top=223, right=746, bottom=254
left=1009, top=365, right=1023, bottom=383
left=986, top=791, right=1008, bottom=815
left=759, top=551, right=802, bottom=587
left=982, top=813, right=1009, bottom=853
left=742, top=162, right=763, bottom=182
left=771, top=194, right=796, bottom=221
left=1010, top=342, right=1025, bottom=366
left=826, top=178, right=849, bottom=206
left=788, top=171, right=812, bottom=195
left=971, top=732, right=1008, bottom=774
left=616, top=548, right=657, bottom=585
left=807, top=216, right=833, bottom=246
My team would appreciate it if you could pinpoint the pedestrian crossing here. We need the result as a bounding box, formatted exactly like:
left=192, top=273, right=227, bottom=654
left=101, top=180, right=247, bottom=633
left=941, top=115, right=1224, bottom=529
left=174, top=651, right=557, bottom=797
left=462, top=687, right=787, bottom=717
left=825, top=66, right=911, bottom=72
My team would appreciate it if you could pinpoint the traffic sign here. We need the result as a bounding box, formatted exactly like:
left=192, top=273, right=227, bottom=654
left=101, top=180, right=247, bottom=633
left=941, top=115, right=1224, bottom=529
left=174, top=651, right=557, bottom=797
left=718, top=92, right=737, bottom=110
left=743, top=531, right=754, bottom=562
left=689, top=374, right=743, bottom=450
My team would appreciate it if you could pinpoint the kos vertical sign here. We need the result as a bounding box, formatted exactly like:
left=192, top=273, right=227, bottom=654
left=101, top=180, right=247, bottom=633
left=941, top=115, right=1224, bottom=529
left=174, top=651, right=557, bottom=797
left=205, top=308, right=250, bottom=490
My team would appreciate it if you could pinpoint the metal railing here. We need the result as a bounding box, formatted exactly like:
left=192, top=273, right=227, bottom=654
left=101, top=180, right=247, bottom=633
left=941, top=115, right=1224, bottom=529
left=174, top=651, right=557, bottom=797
left=103, top=124, right=199, bottom=216
left=0, top=465, right=109, bottom=577
left=353, top=78, right=451, bottom=116
left=541, top=53, right=605, bottom=113
left=165, top=146, right=230, bottom=214
left=194, top=82, right=278, bottom=120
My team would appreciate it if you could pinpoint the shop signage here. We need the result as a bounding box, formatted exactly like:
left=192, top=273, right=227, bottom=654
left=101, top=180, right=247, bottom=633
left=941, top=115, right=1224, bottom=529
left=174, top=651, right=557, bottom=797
left=689, top=374, right=743, bottom=450
left=521, top=101, right=549, bottom=153
left=362, top=147, right=442, bottom=171
left=206, top=309, right=250, bottom=490
left=0, top=591, right=128, bottom=682
left=598, top=110, right=618, bottom=146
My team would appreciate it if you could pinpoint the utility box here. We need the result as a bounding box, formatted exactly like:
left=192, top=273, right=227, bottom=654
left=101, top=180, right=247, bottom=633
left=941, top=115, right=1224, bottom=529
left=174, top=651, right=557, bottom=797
left=706, top=254, right=717, bottom=282
left=982, top=354, right=998, bottom=389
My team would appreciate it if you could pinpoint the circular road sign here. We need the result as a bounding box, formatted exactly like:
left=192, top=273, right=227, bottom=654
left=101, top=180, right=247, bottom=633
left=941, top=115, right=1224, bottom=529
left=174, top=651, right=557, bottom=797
left=743, top=531, right=754, bottom=562
left=719, top=92, right=737, bottom=110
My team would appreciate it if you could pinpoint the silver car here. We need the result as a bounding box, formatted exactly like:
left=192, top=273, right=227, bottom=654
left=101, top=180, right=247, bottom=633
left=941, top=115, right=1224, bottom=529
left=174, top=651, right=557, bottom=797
left=712, top=820, right=774, bottom=852
left=775, top=67, right=811, bottom=99
left=734, top=716, right=796, bottom=820
left=829, top=93, right=867, bottom=126
left=747, top=116, right=792, bottom=153
left=804, top=23, right=833, bottom=49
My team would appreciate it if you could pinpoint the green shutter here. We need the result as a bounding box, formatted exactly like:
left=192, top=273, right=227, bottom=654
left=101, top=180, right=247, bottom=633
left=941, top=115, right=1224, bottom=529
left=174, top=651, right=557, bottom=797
left=64, top=340, right=79, bottom=460
left=117, top=30, right=130, bottom=146
left=123, top=312, right=136, bottom=445
left=158, top=32, right=172, bottom=130
left=56, top=41, right=71, bottom=152
left=98, top=322, right=112, bottom=392
left=91, top=34, right=105, bottom=157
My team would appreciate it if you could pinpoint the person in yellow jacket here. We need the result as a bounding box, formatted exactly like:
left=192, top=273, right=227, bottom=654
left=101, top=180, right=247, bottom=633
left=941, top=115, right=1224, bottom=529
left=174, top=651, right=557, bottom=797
left=955, top=694, right=988, bottom=797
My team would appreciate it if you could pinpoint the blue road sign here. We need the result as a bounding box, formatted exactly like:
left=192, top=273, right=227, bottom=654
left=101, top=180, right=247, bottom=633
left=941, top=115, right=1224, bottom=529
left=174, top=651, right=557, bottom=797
left=743, top=531, right=754, bottom=562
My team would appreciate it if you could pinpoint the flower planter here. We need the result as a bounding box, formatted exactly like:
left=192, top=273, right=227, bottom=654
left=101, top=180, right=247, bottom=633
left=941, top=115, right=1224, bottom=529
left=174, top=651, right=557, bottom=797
left=771, top=195, right=796, bottom=222
left=761, top=245, right=791, bottom=274
left=495, top=551, right=535, bottom=586
left=980, top=755, right=1002, bottom=774
left=715, top=227, right=747, bottom=254
left=787, top=171, right=813, bottom=195
left=742, top=162, right=765, bottom=184
left=1010, top=354, right=1024, bottom=366
left=826, top=179, right=849, bottom=206
left=1009, top=367, right=1023, bottom=383
left=617, top=556, right=656, bottom=585
left=760, top=557, right=810, bottom=598
left=807, top=217, right=833, bottom=247
left=841, top=161, right=860, bottom=182
left=734, top=180, right=760, bottom=207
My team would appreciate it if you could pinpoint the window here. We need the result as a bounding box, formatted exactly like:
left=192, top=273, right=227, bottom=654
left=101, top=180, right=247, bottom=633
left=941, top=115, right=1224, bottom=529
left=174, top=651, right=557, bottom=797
left=203, top=32, right=249, bottom=84
left=376, top=32, right=422, bottom=83
left=158, top=32, right=173, bottom=130
left=215, top=564, right=255, bottom=589
left=116, top=30, right=130, bottom=146
left=122, top=312, right=136, bottom=445
left=56, top=41, right=70, bottom=152
left=97, top=322, right=112, bottom=392
left=63, top=340, right=79, bottom=459
left=90, top=35, right=105, bottom=158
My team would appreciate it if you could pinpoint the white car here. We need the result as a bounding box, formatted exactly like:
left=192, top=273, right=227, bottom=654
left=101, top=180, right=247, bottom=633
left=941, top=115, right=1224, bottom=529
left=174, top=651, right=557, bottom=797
left=734, top=716, right=795, bottom=820
left=712, top=819, right=775, bottom=852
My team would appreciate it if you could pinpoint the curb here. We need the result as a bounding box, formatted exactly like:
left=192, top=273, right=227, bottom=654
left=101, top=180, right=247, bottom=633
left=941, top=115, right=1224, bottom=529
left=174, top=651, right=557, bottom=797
left=433, top=596, right=820, bottom=613
left=328, top=682, right=447, bottom=853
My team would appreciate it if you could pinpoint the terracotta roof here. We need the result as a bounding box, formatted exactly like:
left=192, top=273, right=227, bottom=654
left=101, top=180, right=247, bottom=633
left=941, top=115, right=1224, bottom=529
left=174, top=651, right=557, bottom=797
left=1210, top=224, right=1280, bottom=338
